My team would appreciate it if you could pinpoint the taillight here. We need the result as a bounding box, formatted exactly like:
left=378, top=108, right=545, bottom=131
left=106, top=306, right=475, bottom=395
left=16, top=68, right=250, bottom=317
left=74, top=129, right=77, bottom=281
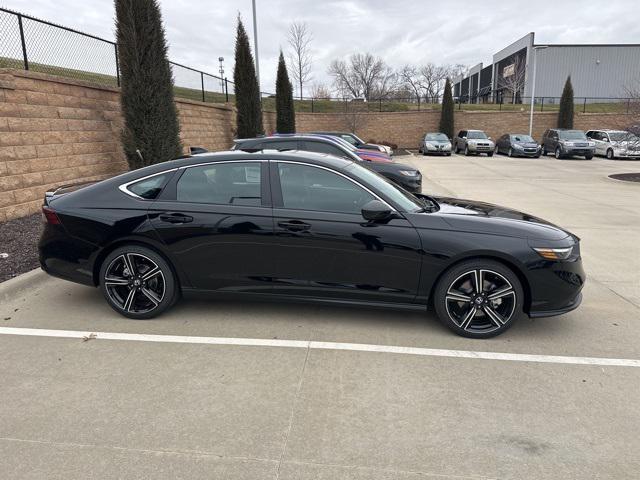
left=42, top=206, right=61, bottom=225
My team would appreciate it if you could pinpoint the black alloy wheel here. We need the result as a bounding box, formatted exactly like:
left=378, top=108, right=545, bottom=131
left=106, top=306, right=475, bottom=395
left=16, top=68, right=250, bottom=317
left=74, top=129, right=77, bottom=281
left=100, top=245, right=178, bottom=319
left=434, top=259, right=523, bottom=338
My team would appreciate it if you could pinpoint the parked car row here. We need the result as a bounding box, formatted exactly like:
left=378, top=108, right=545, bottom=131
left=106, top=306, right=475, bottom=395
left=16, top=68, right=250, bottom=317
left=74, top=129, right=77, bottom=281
left=418, top=128, right=640, bottom=160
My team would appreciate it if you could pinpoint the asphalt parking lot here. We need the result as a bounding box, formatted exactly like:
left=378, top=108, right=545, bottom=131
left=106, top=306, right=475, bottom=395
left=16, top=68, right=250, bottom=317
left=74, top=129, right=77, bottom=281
left=1, top=153, right=639, bottom=479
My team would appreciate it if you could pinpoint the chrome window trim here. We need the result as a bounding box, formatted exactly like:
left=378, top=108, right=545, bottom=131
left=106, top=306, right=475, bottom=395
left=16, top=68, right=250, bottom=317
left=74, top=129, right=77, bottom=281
left=274, top=160, right=396, bottom=212
left=118, top=168, right=179, bottom=200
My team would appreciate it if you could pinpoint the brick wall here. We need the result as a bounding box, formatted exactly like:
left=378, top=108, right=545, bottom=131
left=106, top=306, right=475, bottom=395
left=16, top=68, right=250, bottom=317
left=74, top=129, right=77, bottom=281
left=294, top=110, right=632, bottom=149
left=1, top=68, right=633, bottom=222
left=0, top=69, right=236, bottom=222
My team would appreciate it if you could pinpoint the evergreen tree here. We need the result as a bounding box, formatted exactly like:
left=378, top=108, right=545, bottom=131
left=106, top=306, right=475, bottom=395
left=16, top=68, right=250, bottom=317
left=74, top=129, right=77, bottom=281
left=439, top=78, right=455, bottom=139
left=233, top=16, right=263, bottom=137
left=275, top=51, right=295, bottom=133
left=115, top=0, right=182, bottom=169
left=558, top=75, right=574, bottom=129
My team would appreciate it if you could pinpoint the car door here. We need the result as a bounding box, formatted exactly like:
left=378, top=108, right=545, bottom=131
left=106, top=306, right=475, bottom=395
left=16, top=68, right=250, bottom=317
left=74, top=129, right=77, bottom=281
left=148, top=160, right=275, bottom=293
left=269, top=160, right=422, bottom=304
left=596, top=132, right=608, bottom=155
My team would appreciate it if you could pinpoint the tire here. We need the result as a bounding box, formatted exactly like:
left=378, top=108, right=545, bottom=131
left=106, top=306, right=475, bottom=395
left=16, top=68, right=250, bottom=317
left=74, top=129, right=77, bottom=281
left=446, top=152, right=452, bottom=156
left=454, top=143, right=460, bottom=154
left=508, top=147, right=513, bottom=157
left=487, top=151, right=493, bottom=157
left=99, top=245, right=178, bottom=319
left=494, top=145, right=500, bottom=155
left=606, top=148, right=614, bottom=159
left=464, top=145, right=470, bottom=156
left=542, top=145, right=548, bottom=156
left=555, top=147, right=563, bottom=159
left=585, top=154, right=593, bottom=160
left=434, top=259, right=523, bottom=339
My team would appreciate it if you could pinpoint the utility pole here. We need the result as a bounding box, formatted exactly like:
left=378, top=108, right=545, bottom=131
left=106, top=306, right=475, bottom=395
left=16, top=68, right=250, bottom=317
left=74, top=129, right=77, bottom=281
left=529, top=45, right=548, bottom=136
left=251, top=0, right=260, bottom=95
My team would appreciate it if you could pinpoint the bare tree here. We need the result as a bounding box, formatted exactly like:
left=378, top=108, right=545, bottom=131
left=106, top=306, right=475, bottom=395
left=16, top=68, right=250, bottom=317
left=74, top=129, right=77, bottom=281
left=621, top=79, right=640, bottom=149
left=287, top=22, right=313, bottom=100
left=419, top=63, right=450, bottom=103
left=310, top=82, right=331, bottom=99
left=498, top=57, right=527, bottom=104
left=328, top=53, right=395, bottom=101
left=399, top=65, right=425, bottom=103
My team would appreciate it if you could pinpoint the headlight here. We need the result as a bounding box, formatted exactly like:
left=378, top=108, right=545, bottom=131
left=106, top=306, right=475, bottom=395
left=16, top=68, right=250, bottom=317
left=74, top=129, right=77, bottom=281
left=513, top=144, right=524, bottom=149
left=532, top=246, right=573, bottom=260
left=445, top=142, right=452, bottom=148
left=563, top=141, right=574, bottom=147
left=399, top=170, right=419, bottom=177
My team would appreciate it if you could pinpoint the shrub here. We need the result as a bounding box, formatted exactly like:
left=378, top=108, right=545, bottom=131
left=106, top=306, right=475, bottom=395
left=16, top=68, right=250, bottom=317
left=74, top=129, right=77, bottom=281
left=115, top=0, right=182, bottom=169
left=233, top=16, right=263, bottom=138
left=275, top=51, right=295, bottom=133
left=439, top=78, right=454, bottom=139
left=558, top=75, right=574, bottom=129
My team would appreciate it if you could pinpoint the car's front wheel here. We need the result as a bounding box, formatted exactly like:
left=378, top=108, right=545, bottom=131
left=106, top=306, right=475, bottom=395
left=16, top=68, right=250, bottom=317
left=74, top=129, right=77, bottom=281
left=606, top=148, right=614, bottom=159
left=434, top=259, right=523, bottom=338
left=99, top=245, right=178, bottom=319
left=464, top=145, right=470, bottom=156
left=555, top=147, right=563, bottom=159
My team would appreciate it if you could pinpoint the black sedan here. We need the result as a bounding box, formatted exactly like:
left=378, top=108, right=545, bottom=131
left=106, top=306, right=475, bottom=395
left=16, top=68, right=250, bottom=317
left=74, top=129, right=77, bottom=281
left=39, top=151, right=585, bottom=338
left=495, top=134, right=541, bottom=158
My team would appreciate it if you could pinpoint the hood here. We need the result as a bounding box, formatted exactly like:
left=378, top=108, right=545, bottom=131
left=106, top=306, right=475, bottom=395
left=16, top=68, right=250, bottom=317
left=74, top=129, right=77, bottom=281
left=429, top=197, right=573, bottom=241
left=356, top=149, right=393, bottom=163
left=425, top=140, right=450, bottom=144
left=513, top=141, right=539, bottom=147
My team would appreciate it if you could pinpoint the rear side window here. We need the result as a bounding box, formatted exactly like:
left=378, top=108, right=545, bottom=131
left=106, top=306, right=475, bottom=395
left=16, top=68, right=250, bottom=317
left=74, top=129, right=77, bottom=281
left=127, top=172, right=172, bottom=199
left=177, top=162, right=262, bottom=206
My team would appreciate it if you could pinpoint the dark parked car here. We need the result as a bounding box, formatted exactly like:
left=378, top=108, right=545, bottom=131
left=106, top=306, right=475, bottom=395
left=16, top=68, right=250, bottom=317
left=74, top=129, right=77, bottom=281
left=494, top=134, right=541, bottom=158
left=40, top=151, right=585, bottom=339
left=541, top=129, right=595, bottom=159
left=233, top=135, right=421, bottom=193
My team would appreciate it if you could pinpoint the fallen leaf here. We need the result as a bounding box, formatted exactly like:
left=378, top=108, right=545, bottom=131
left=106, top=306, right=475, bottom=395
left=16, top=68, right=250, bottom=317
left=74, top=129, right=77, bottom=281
left=82, top=333, right=97, bottom=342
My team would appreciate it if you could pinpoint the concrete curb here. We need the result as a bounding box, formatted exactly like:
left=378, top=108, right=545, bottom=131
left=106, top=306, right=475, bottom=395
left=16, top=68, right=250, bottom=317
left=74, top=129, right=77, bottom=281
left=0, top=268, right=49, bottom=303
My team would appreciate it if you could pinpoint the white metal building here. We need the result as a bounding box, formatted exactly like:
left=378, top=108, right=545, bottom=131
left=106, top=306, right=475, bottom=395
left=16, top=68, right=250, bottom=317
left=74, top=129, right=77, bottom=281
left=453, top=33, right=640, bottom=103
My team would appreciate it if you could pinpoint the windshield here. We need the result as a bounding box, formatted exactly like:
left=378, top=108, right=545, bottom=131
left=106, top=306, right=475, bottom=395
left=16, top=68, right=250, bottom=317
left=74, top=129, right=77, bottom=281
left=344, top=163, right=422, bottom=212
left=426, top=133, right=448, bottom=141
left=339, top=134, right=359, bottom=146
left=558, top=130, right=587, bottom=140
left=511, top=135, right=534, bottom=142
left=467, top=131, right=488, bottom=139
left=321, top=136, right=357, bottom=151
left=609, top=131, right=639, bottom=142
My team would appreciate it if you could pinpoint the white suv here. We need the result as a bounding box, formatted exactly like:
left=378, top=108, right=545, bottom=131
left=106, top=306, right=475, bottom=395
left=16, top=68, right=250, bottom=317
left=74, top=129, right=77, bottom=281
left=586, top=129, right=640, bottom=160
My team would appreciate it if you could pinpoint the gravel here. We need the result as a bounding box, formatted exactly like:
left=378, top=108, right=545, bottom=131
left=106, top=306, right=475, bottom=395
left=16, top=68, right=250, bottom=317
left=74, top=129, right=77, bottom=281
left=0, top=213, right=43, bottom=283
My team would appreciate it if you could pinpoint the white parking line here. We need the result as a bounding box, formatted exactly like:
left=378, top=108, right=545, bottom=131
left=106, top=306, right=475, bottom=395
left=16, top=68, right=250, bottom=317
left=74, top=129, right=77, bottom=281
left=1, top=326, right=639, bottom=368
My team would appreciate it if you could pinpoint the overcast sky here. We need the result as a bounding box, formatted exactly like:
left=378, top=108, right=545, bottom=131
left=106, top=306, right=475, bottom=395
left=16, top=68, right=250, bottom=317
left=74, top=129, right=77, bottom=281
left=4, top=0, right=640, bottom=95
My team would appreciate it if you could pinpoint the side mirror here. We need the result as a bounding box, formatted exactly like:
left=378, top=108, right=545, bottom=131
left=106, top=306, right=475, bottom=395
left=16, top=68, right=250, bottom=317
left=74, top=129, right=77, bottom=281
left=488, top=136, right=492, bottom=140
left=462, top=136, right=467, bottom=140
left=361, top=200, right=393, bottom=222
left=603, top=137, right=609, bottom=142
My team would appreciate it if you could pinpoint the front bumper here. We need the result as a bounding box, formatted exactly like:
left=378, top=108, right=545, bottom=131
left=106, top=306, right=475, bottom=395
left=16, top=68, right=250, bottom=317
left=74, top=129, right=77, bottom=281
left=561, top=146, right=595, bottom=156
left=614, top=149, right=640, bottom=159
left=467, top=143, right=493, bottom=152
left=513, top=148, right=540, bottom=157
left=424, top=144, right=451, bottom=154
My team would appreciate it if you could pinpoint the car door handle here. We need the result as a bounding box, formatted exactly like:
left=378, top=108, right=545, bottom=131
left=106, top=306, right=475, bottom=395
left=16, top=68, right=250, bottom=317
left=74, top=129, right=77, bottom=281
left=278, top=220, right=311, bottom=232
left=159, top=213, right=193, bottom=224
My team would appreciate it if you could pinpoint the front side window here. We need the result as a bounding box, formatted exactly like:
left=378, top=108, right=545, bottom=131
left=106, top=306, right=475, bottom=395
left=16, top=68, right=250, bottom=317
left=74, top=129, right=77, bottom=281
left=177, top=162, right=262, bottom=206
left=304, top=141, right=350, bottom=158
left=127, top=172, right=173, bottom=199
left=277, top=163, right=374, bottom=214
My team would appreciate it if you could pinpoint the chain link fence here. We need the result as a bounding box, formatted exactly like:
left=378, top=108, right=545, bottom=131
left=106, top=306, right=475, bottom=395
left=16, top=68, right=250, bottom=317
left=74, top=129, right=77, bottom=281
left=0, top=7, right=234, bottom=102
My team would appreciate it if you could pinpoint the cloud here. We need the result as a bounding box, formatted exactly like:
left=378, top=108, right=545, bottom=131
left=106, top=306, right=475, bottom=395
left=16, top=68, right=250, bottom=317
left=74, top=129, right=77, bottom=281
left=5, top=0, right=639, bottom=96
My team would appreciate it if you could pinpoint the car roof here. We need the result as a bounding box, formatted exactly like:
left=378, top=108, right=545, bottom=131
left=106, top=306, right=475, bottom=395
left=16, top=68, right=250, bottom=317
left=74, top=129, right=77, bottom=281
left=235, top=134, right=345, bottom=145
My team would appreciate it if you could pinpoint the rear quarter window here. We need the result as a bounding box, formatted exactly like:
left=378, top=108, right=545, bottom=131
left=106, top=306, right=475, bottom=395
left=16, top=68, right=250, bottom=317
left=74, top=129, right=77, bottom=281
left=126, top=172, right=173, bottom=199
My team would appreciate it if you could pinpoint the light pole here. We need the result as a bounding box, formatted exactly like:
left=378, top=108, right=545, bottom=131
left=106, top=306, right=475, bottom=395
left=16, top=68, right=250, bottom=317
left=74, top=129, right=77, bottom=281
left=218, top=57, right=225, bottom=92
left=529, top=45, right=548, bottom=136
left=251, top=0, right=260, bottom=95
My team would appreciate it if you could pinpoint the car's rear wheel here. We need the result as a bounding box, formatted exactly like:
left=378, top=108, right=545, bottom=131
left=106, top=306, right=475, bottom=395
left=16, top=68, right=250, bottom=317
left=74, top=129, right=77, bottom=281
left=99, top=245, right=178, bottom=319
left=606, top=148, right=614, bottom=159
left=434, top=259, right=523, bottom=338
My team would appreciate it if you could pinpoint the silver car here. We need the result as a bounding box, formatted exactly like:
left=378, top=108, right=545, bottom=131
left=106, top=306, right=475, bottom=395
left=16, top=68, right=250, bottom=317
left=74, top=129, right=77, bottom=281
left=453, top=129, right=495, bottom=156
left=419, top=132, right=452, bottom=156
left=586, top=129, right=640, bottom=160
